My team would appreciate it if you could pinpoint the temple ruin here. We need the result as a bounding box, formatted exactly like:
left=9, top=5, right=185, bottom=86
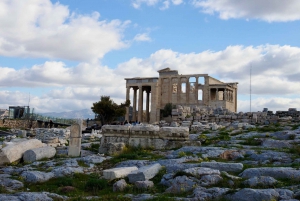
left=125, top=68, right=238, bottom=123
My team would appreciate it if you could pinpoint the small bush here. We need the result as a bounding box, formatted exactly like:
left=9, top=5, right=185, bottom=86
left=85, top=178, right=108, bottom=192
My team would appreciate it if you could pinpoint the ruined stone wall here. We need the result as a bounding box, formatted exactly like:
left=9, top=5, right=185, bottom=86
left=100, top=125, right=190, bottom=151
left=0, top=119, right=38, bottom=129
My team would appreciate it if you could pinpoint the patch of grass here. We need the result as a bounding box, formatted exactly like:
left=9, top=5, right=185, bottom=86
left=0, top=127, right=10, bottom=131
left=239, top=137, right=262, bottom=146
left=201, top=130, right=211, bottom=134
left=110, top=146, right=163, bottom=164
left=291, top=124, right=300, bottom=130
left=77, top=160, right=89, bottom=167
left=288, top=145, right=300, bottom=156
left=87, top=143, right=100, bottom=152
left=85, top=178, right=108, bottom=193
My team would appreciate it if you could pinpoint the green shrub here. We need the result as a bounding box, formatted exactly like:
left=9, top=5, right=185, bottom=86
left=85, top=178, right=108, bottom=192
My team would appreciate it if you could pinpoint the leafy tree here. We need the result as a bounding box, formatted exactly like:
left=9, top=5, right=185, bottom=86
left=91, top=96, right=130, bottom=125
left=162, top=103, right=174, bottom=117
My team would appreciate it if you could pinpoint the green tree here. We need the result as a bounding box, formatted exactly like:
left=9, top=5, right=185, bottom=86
left=162, top=103, right=174, bottom=117
left=91, top=96, right=130, bottom=125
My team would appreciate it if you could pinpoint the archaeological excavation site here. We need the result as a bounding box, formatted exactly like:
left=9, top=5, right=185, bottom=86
left=1, top=69, right=300, bottom=201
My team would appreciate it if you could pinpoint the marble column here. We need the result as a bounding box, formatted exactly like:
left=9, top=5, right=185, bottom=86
left=138, top=86, right=143, bottom=122
left=125, top=86, right=130, bottom=121
left=146, top=89, right=150, bottom=122
left=133, top=87, right=137, bottom=121
left=216, top=88, right=219, bottom=100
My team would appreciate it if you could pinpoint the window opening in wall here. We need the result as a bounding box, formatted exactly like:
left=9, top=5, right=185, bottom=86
left=181, top=83, right=186, bottom=93
left=189, top=77, right=196, bottom=82
left=198, top=89, right=203, bottom=100
left=198, top=77, right=205, bottom=85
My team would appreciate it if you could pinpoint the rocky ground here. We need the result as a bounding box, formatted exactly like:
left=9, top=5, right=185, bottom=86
left=1, top=122, right=300, bottom=201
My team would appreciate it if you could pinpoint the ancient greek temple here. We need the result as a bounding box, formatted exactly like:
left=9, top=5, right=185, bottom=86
left=125, top=68, right=238, bottom=123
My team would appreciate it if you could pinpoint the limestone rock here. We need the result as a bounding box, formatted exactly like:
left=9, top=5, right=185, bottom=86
left=21, top=171, right=54, bottom=183
left=52, top=167, right=84, bottom=178
left=107, top=142, right=126, bottom=155
left=135, top=180, right=154, bottom=189
left=0, top=178, right=24, bottom=191
left=200, top=162, right=243, bottom=173
left=103, top=166, right=138, bottom=180
left=243, top=176, right=278, bottom=187
left=183, top=167, right=220, bottom=178
left=113, top=179, right=127, bottom=192
left=23, top=146, right=56, bottom=163
left=0, top=139, right=44, bottom=165
left=239, top=167, right=300, bottom=180
left=165, top=175, right=197, bottom=194
left=128, top=163, right=162, bottom=183
left=225, top=188, right=294, bottom=201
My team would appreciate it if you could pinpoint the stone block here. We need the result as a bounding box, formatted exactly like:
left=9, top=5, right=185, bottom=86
left=23, top=146, right=56, bottom=163
left=18, top=130, right=27, bottom=138
left=128, top=163, right=162, bottom=183
left=200, top=162, right=243, bottom=173
left=68, top=138, right=81, bottom=157
left=159, top=127, right=189, bottom=140
left=103, top=166, right=138, bottom=180
left=0, top=139, right=44, bottom=165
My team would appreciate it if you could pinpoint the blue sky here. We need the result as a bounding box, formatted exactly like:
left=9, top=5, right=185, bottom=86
left=1, top=0, right=300, bottom=113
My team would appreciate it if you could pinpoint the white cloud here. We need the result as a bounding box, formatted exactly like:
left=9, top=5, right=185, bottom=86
left=0, top=61, right=125, bottom=88
left=116, top=44, right=300, bottom=97
left=192, top=0, right=300, bottom=22
left=2, top=44, right=300, bottom=113
left=132, top=0, right=183, bottom=9
left=0, top=0, right=130, bottom=62
left=133, top=33, right=152, bottom=42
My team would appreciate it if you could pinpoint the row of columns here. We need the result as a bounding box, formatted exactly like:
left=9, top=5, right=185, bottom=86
left=210, top=88, right=234, bottom=102
left=125, top=86, right=151, bottom=123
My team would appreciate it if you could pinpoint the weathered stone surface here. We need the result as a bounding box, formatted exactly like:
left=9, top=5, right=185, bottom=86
left=134, top=180, right=154, bottom=189
left=21, top=171, right=54, bottom=183
left=107, top=142, right=126, bottom=155
left=52, top=167, right=84, bottom=178
left=225, top=188, right=294, bottom=201
left=243, top=176, right=278, bottom=187
left=128, top=163, right=162, bottom=183
left=68, top=122, right=82, bottom=157
left=0, top=177, right=24, bottom=191
left=23, top=146, right=56, bottom=163
left=103, top=166, right=138, bottom=180
left=113, top=179, right=127, bottom=192
left=165, top=175, right=197, bottom=194
left=240, top=167, right=300, bottom=180
left=0, top=139, right=44, bottom=165
left=190, top=187, right=230, bottom=201
left=200, top=162, right=243, bottom=173
left=220, top=150, right=244, bottom=160
left=200, top=174, right=223, bottom=186
left=183, top=167, right=220, bottom=178
left=0, top=192, right=67, bottom=201
left=262, top=139, right=292, bottom=148
left=159, top=127, right=189, bottom=140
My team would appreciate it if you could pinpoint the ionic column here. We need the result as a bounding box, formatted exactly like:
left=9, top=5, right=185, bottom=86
left=125, top=86, right=130, bottom=121
left=138, top=86, right=143, bottom=122
left=146, top=89, right=150, bottom=122
left=133, top=87, right=137, bottom=121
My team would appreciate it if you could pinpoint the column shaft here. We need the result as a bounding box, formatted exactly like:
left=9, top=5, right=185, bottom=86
left=138, top=86, right=143, bottom=122
left=133, top=88, right=137, bottom=121
left=146, top=90, right=150, bottom=122
left=125, top=86, right=130, bottom=121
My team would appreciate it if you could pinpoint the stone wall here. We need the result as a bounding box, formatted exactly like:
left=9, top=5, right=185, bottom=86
left=100, top=125, right=190, bottom=151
